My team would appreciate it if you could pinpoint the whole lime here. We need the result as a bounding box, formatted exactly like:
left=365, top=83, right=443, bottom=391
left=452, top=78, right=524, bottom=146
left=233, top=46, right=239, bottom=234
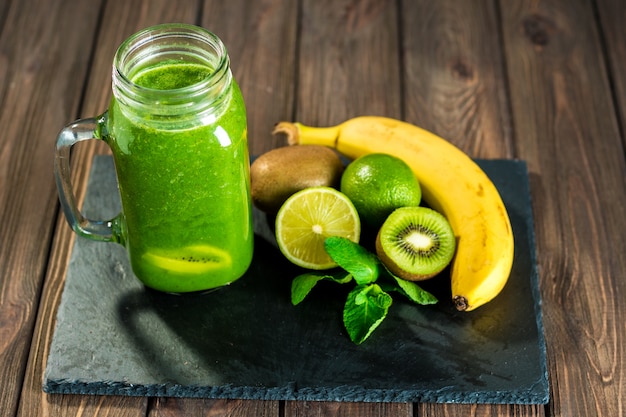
left=340, top=153, right=421, bottom=229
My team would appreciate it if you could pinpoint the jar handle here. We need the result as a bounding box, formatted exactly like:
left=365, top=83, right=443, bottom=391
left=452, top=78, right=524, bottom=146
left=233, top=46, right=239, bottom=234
left=54, top=115, right=125, bottom=244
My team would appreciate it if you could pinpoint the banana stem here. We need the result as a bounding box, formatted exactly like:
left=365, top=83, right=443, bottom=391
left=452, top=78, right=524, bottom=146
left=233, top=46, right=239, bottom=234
left=273, top=122, right=340, bottom=147
left=453, top=295, right=469, bottom=311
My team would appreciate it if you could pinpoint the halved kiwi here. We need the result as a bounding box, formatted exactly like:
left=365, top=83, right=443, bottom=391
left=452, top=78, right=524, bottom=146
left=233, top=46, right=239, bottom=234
left=142, top=244, right=232, bottom=275
left=375, top=207, right=456, bottom=281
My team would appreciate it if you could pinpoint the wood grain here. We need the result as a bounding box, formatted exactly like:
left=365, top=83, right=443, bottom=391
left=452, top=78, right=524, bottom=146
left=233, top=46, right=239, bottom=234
left=401, top=0, right=514, bottom=159
left=0, top=0, right=102, bottom=416
left=419, top=403, right=546, bottom=417
left=285, top=401, right=412, bottom=417
left=200, top=0, right=299, bottom=154
left=500, top=0, right=626, bottom=415
left=18, top=1, right=201, bottom=417
left=401, top=2, right=542, bottom=416
left=0, top=0, right=11, bottom=47
left=595, top=0, right=626, bottom=149
left=148, top=398, right=279, bottom=417
left=296, top=0, right=402, bottom=125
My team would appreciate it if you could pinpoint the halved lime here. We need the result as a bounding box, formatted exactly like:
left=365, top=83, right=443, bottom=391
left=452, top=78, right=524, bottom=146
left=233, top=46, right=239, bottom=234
left=275, top=187, right=361, bottom=269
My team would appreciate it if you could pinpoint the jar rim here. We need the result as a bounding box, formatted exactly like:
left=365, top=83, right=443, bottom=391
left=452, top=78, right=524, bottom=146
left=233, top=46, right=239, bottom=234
left=112, top=23, right=230, bottom=103
left=111, top=23, right=233, bottom=122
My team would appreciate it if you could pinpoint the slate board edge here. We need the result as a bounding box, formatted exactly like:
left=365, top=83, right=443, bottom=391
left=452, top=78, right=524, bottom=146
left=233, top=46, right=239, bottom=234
left=516, top=159, right=550, bottom=404
left=43, top=378, right=547, bottom=404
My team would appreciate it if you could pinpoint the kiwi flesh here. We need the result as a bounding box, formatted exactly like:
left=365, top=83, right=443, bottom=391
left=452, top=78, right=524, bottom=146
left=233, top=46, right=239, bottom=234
left=375, top=207, right=455, bottom=281
left=142, top=244, right=232, bottom=274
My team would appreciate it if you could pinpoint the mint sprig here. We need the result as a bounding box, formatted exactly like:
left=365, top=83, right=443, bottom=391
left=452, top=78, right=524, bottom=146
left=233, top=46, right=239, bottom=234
left=344, top=284, right=392, bottom=344
left=290, top=237, right=438, bottom=344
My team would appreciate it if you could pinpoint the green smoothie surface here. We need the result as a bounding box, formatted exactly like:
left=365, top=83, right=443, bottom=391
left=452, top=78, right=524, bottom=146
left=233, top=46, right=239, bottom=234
left=132, top=61, right=213, bottom=90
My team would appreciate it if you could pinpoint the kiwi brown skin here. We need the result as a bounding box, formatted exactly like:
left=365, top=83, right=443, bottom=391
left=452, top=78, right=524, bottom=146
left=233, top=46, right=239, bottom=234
left=250, top=145, right=344, bottom=214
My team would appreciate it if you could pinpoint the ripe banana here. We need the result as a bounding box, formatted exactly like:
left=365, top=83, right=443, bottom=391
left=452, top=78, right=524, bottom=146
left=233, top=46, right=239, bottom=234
left=273, top=116, right=514, bottom=311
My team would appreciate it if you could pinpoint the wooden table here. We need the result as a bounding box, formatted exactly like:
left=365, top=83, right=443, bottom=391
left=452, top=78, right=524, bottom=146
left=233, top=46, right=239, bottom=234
left=2, top=0, right=625, bottom=415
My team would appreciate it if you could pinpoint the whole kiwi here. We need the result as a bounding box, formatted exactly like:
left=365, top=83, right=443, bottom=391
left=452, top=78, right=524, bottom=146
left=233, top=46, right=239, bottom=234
left=250, top=145, right=344, bottom=214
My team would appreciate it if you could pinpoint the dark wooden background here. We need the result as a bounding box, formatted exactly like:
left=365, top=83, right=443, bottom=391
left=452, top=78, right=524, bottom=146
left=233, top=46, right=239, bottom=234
left=1, top=0, right=625, bottom=416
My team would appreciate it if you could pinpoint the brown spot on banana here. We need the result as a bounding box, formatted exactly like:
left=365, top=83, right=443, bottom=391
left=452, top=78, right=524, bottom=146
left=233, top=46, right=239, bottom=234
left=476, top=183, right=484, bottom=197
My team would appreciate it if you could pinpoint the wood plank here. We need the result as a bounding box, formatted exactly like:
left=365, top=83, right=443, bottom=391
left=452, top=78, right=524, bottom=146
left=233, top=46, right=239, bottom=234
left=285, top=401, right=412, bottom=417
left=595, top=0, right=626, bottom=148
left=400, top=2, right=544, bottom=416
left=500, top=0, right=626, bottom=415
left=296, top=0, right=403, bottom=126
left=18, top=1, right=202, bottom=417
left=287, top=0, right=407, bottom=416
left=148, top=398, right=279, bottom=416
left=420, top=403, right=545, bottom=417
left=401, top=0, right=514, bottom=158
left=149, top=1, right=300, bottom=414
left=0, top=0, right=11, bottom=39
left=0, top=0, right=103, bottom=416
left=201, top=0, right=299, bottom=155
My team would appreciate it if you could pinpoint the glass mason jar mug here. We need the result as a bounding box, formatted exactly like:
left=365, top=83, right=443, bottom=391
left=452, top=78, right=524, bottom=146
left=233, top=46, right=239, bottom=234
left=54, top=24, right=254, bottom=293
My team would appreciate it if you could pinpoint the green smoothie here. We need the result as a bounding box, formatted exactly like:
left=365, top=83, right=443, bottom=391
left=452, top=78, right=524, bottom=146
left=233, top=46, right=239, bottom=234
left=105, top=60, right=253, bottom=293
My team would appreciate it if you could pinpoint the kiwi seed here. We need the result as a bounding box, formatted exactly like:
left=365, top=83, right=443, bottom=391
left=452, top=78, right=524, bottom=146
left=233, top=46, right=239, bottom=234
left=375, top=207, right=456, bottom=281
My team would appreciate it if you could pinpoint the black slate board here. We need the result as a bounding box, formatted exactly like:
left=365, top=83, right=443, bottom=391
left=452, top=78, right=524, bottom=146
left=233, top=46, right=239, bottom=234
left=44, top=155, right=549, bottom=404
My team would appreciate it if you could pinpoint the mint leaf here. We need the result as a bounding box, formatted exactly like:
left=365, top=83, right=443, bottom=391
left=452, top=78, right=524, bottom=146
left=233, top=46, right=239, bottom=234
left=324, top=237, right=380, bottom=285
left=394, top=277, right=438, bottom=304
left=291, top=270, right=352, bottom=305
left=343, top=284, right=392, bottom=344
left=381, top=268, right=438, bottom=305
